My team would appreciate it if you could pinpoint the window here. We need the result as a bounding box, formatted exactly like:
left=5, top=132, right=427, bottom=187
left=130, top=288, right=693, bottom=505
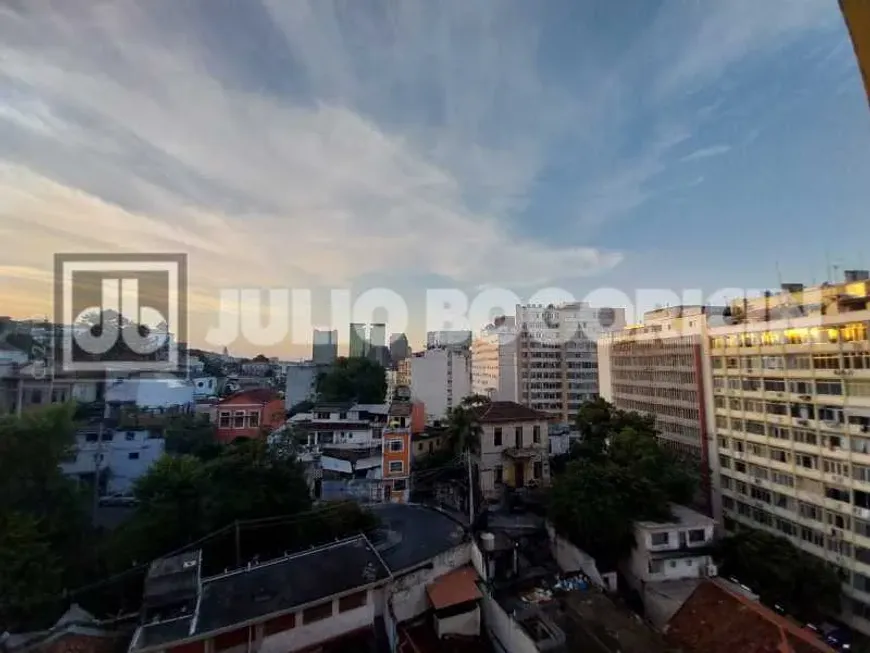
left=302, top=601, right=333, bottom=624
left=389, top=461, right=404, bottom=474
left=30, top=390, right=42, bottom=404
left=649, top=559, right=664, bottom=574
left=263, top=613, right=295, bottom=635
left=533, top=461, right=543, bottom=479
left=533, top=425, right=541, bottom=444
left=494, top=427, right=502, bottom=447
left=650, top=532, right=669, bottom=546
left=248, top=411, right=260, bottom=428
left=339, top=412, right=347, bottom=420
left=219, top=411, right=231, bottom=428
left=687, top=529, right=706, bottom=543
left=514, top=426, right=523, bottom=447
left=128, top=452, right=140, bottom=460
left=338, top=591, right=367, bottom=612
left=125, top=431, right=137, bottom=441
left=233, top=411, right=245, bottom=428
left=389, top=439, right=403, bottom=452
left=494, top=466, right=503, bottom=484
left=393, top=479, right=407, bottom=491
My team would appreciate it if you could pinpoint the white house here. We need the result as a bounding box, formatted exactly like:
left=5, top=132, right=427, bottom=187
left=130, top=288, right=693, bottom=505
left=621, top=503, right=718, bottom=628
left=61, top=427, right=165, bottom=494
left=105, top=377, right=195, bottom=410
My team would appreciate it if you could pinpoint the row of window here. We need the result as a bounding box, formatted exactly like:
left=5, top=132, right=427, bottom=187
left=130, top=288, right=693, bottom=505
left=493, top=425, right=542, bottom=447
left=714, top=352, right=870, bottom=372
left=710, top=323, right=869, bottom=349
left=218, top=410, right=260, bottom=429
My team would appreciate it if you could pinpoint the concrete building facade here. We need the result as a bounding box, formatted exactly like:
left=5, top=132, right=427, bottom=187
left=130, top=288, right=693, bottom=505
left=708, top=271, right=870, bottom=634
left=471, top=318, right=518, bottom=403
left=407, top=348, right=472, bottom=422
left=515, top=303, right=626, bottom=423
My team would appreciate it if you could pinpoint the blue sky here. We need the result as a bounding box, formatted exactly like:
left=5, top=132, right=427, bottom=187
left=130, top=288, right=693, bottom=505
left=0, top=0, right=867, bottom=355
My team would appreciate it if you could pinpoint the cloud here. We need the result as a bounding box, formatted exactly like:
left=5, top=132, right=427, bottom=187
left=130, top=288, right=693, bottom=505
left=0, top=0, right=843, bottom=334
left=681, top=145, right=733, bottom=162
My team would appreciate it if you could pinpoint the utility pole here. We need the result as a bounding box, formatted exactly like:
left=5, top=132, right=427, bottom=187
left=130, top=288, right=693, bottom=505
left=466, top=449, right=474, bottom=526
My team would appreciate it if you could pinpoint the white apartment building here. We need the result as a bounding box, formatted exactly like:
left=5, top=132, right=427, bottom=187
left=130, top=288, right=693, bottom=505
left=408, top=348, right=472, bottom=421
left=516, top=302, right=626, bottom=423
left=708, top=271, right=870, bottom=634
left=599, top=306, right=725, bottom=514
left=470, top=318, right=517, bottom=402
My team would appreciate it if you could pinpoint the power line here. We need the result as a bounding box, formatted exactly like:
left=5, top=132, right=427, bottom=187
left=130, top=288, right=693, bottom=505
left=0, top=502, right=372, bottom=612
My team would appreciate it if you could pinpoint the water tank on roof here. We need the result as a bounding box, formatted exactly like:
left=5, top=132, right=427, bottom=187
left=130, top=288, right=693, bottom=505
left=480, top=532, right=495, bottom=551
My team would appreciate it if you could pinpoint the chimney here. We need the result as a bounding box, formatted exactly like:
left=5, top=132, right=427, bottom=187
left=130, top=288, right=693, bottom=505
left=845, top=270, right=870, bottom=283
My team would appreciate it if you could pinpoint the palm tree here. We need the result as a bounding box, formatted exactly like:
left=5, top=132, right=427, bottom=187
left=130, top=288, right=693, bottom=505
left=445, top=405, right=482, bottom=458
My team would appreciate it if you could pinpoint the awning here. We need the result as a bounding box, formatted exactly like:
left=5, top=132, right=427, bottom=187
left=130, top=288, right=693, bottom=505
left=426, top=566, right=482, bottom=610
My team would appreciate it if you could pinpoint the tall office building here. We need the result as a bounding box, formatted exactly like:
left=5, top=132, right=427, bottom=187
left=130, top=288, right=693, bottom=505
left=389, top=333, right=411, bottom=366
left=471, top=317, right=518, bottom=402
left=349, top=323, right=367, bottom=358
left=599, top=305, right=725, bottom=513
left=312, top=329, right=338, bottom=365
left=515, top=302, right=625, bottom=423
left=708, top=271, right=870, bottom=633
left=367, top=323, right=388, bottom=366
left=408, top=348, right=472, bottom=421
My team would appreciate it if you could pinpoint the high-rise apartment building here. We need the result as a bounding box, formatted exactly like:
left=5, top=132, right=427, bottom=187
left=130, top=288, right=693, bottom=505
left=515, top=302, right=626, bottom=423
left=471, top=317, right=518, bottom=402
left=708, top=271, right=870, bottom=633
left=349, top=323, right=367, bottom=358
left=426, top=330, right=472, bottom=350
left=407, top=348, right=472, bottom=422
left=312, top=329, right=338, bottom=365
left=599, top=305, right=725, bottom=513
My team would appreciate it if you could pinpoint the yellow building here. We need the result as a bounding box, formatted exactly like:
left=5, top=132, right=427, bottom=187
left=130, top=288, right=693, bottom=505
left=708, top=270, right=870, bottom=631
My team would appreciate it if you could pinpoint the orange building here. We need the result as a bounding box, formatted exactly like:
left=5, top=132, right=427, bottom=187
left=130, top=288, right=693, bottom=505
left=381, top=402, right=412, bottom=503
left=215, top=388, right=285, bottom=444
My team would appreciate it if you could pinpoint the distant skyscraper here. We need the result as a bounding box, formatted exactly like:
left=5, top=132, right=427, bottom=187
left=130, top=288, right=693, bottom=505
left=312, top=329, right=338, bottom=365
left=349, top=323, right=367, bottom=358
left=389, top=333, right=410, bottom=366
left=368, top=323, right=388, bottom=366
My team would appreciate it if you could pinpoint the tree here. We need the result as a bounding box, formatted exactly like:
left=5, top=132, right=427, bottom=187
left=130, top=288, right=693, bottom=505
left=316, top=357, right=387, bottom=403
left=0, top=404, right=93, bottom=630
left=715, top=527, right=841, bottom=621
left=164, top=414, right=221, bottom=460
left=461, top=394, right=491, bottom=408
left=445, top=406, right=482, bottom=457
left=548, top=399, right=696, bottom=568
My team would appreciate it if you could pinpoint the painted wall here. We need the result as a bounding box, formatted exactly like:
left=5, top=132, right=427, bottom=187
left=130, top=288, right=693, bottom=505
left=216, top=397, right=284, bottom=443
left=388, top=543, right=471, bottom=624
left=481, top=590, right=538, bottom=653
left=436, top=607, right=480, bottom=638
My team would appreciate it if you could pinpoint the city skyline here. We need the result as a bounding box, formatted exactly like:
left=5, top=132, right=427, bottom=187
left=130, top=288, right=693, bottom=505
left=3, top=1, right=870, bottom=358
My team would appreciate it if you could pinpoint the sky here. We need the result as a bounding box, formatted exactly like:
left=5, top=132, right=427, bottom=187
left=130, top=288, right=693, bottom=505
left=1, top=0, right=869, bottom=358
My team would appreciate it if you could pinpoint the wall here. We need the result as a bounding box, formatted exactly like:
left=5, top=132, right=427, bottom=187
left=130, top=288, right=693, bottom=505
left=106, top=430, right=165, bottom=493
left=388, top=543, right=471, bottom=624
left=410, top=350, right=471, bottom=420
left=192, top=377, right=218, bottom=397
left=256, top=593, right=374, bottom=653
left=481, top=590, right=538, bottom=653
left=546, top=524, right=613, bottom=591
left=436, top=606, right=480, bottom=638
left=284, top=364, right=318, bottom=410
left=470, top=539, right=488, bottom=583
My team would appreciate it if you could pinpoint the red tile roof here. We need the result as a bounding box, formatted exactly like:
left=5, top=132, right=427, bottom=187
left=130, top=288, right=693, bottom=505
left=219, top=389, right=280, bottom=405
left=665, top=579, right=834, bottom=653
left=468, top=401, right=547, bottom=423
left=425, top=566, right=482, bottom=610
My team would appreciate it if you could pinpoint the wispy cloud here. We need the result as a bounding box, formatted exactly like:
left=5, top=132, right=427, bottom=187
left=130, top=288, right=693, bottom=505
left=0, top=0, right=845, bottom=337
left=681, top=145, right=733, bottom=162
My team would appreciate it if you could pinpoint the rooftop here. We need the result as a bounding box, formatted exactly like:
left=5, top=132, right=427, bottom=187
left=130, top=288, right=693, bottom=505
left=426, top=566, right=482, bottom=610
left=665, top=579, right=834, bottom=653
left=368, top=503, right=467, bottom=573
left=134, top=535, right=391, bottom=651
left=635, top=503, right=716, bottom=531
left=312, top=402, right=356, bottom=413
left=219, top=388, right=280, bottom=404
left=469, top=401, right=547, bottom=423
